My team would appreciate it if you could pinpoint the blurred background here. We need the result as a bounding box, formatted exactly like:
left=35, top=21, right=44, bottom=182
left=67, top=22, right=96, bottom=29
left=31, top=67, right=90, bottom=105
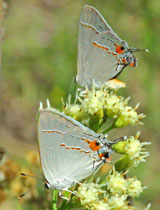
left=0, top=0, right=160, bottom=209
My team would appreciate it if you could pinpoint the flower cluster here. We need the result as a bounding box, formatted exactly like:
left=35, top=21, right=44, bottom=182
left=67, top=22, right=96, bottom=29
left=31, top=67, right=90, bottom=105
left=106, top=168, right=146, bottom=198
left=77, top=183, right=105, bottom=206
left=112, top=132, right=151, bottom=169
left=62, top=81, right=151, bottom=210
left=76, top=168, right=150, bottom=210
left=63, top=83, right=145, bottom=131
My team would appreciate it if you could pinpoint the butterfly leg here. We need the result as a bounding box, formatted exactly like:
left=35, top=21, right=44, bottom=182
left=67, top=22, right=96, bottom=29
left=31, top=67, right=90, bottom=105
left=59, top=191, right=69, bottom=200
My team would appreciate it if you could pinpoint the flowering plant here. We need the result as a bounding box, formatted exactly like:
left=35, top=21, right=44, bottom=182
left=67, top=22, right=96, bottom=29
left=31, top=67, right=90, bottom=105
left=52, top=81, right=151, bottom=210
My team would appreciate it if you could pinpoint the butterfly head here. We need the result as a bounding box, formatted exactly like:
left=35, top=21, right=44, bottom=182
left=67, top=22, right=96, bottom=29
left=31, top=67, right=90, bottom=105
left=119, top=51, right=137, bottom=67
left=128, top=54, right=137, bottom=67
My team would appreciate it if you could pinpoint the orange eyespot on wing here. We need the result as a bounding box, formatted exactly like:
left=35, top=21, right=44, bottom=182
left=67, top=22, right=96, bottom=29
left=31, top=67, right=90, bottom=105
left=89, top=140, right=101, bottom=151
left=121, top=58, right=126, bottom=64
left=115, top=44, right=125, bottom=54
left=98, top=152, right=112, bottom=162
left=82, top=138, right=101, bottom=151
left=129, top=61, right=136, bottom=67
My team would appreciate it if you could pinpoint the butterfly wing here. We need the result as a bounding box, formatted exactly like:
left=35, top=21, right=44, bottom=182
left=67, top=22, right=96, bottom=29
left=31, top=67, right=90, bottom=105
left=86, top=31, right=126, bottom=87
left=77, top=5, right=125, bottom=88
left=79, top=5, right=114, bottom=34
left=38, top=107, right=103, bottom=190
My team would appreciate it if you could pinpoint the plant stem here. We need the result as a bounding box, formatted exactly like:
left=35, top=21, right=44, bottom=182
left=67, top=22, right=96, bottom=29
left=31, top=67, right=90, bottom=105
left=52, top=190, right=58, bottom=210
left=101, top=122, right=115, bottom=134
left=16, top=201, right=23, bottom=210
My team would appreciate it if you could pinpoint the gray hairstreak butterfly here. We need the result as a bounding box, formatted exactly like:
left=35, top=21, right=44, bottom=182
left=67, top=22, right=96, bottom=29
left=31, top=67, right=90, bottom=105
left=31, top=99, right=126, bottom=198
left=76, top=5, right=149, bottom=88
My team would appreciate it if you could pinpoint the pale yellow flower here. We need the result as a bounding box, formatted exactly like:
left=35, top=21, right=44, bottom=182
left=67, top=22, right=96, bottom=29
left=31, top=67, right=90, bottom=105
left=107, top=168, right=128, bottom=195
left=115, top=105, right=145, bottom=128
left=92, top=200, right=110, bottom=210
left=77, top=183, right=104, bottom=206
left=82, top=89, right=105, bottom=116
left=108, top=194, right=127, bottom=209
left=104, top=94, right=123, bottom=118
left=63, top=104, right=81, bottom=118
left=112, top=132, right=150, bottom=168
left=127, top=178, right=146, bottom=198
left=124, top=137, right=141, bottom=159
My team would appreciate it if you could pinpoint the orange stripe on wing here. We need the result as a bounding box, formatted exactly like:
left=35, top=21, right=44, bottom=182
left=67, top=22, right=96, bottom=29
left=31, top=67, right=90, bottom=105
left=42, top=130, right=64, bottom=135
left=79, top=149, right=91, bottom=154
left=72, top=147, right=81, bottom=151
left=93, top=41, right=117, bottom=56
left=80, top=22, right=99, bottom=34
left=65, top=146, right=71, bottom=150
left=60, top=143, right=66, bottom=147
left=93, top=41, right=109, bottom=51
left=60, top=144, right=86, bottom=152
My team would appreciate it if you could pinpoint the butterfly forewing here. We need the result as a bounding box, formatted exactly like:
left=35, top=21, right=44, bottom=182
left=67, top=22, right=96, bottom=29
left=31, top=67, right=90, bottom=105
left=80, top=5, right=114, bottom=34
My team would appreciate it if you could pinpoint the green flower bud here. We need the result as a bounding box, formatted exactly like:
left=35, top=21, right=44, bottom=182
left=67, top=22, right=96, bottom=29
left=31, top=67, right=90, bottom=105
left=112, top=141, right=128, bottom=154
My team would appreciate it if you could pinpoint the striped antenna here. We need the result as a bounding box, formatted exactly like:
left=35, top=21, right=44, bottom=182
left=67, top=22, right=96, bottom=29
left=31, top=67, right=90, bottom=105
left=19, top=173, right=44, bottom=198
left=19, top=184, right=38, bottom=198
left=130, top=48, right=149, bottom=53
left=20, top=173, right=43, bottom=181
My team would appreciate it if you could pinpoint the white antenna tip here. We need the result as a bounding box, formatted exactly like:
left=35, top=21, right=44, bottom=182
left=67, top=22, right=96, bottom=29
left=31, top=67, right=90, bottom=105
left=39, top=102, right=43, bottom=110
left=46, top=99, right=50, bottom=108
left=145, top=49, right=149, bottom=53
left=124, top=136, right=128, bottom=140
